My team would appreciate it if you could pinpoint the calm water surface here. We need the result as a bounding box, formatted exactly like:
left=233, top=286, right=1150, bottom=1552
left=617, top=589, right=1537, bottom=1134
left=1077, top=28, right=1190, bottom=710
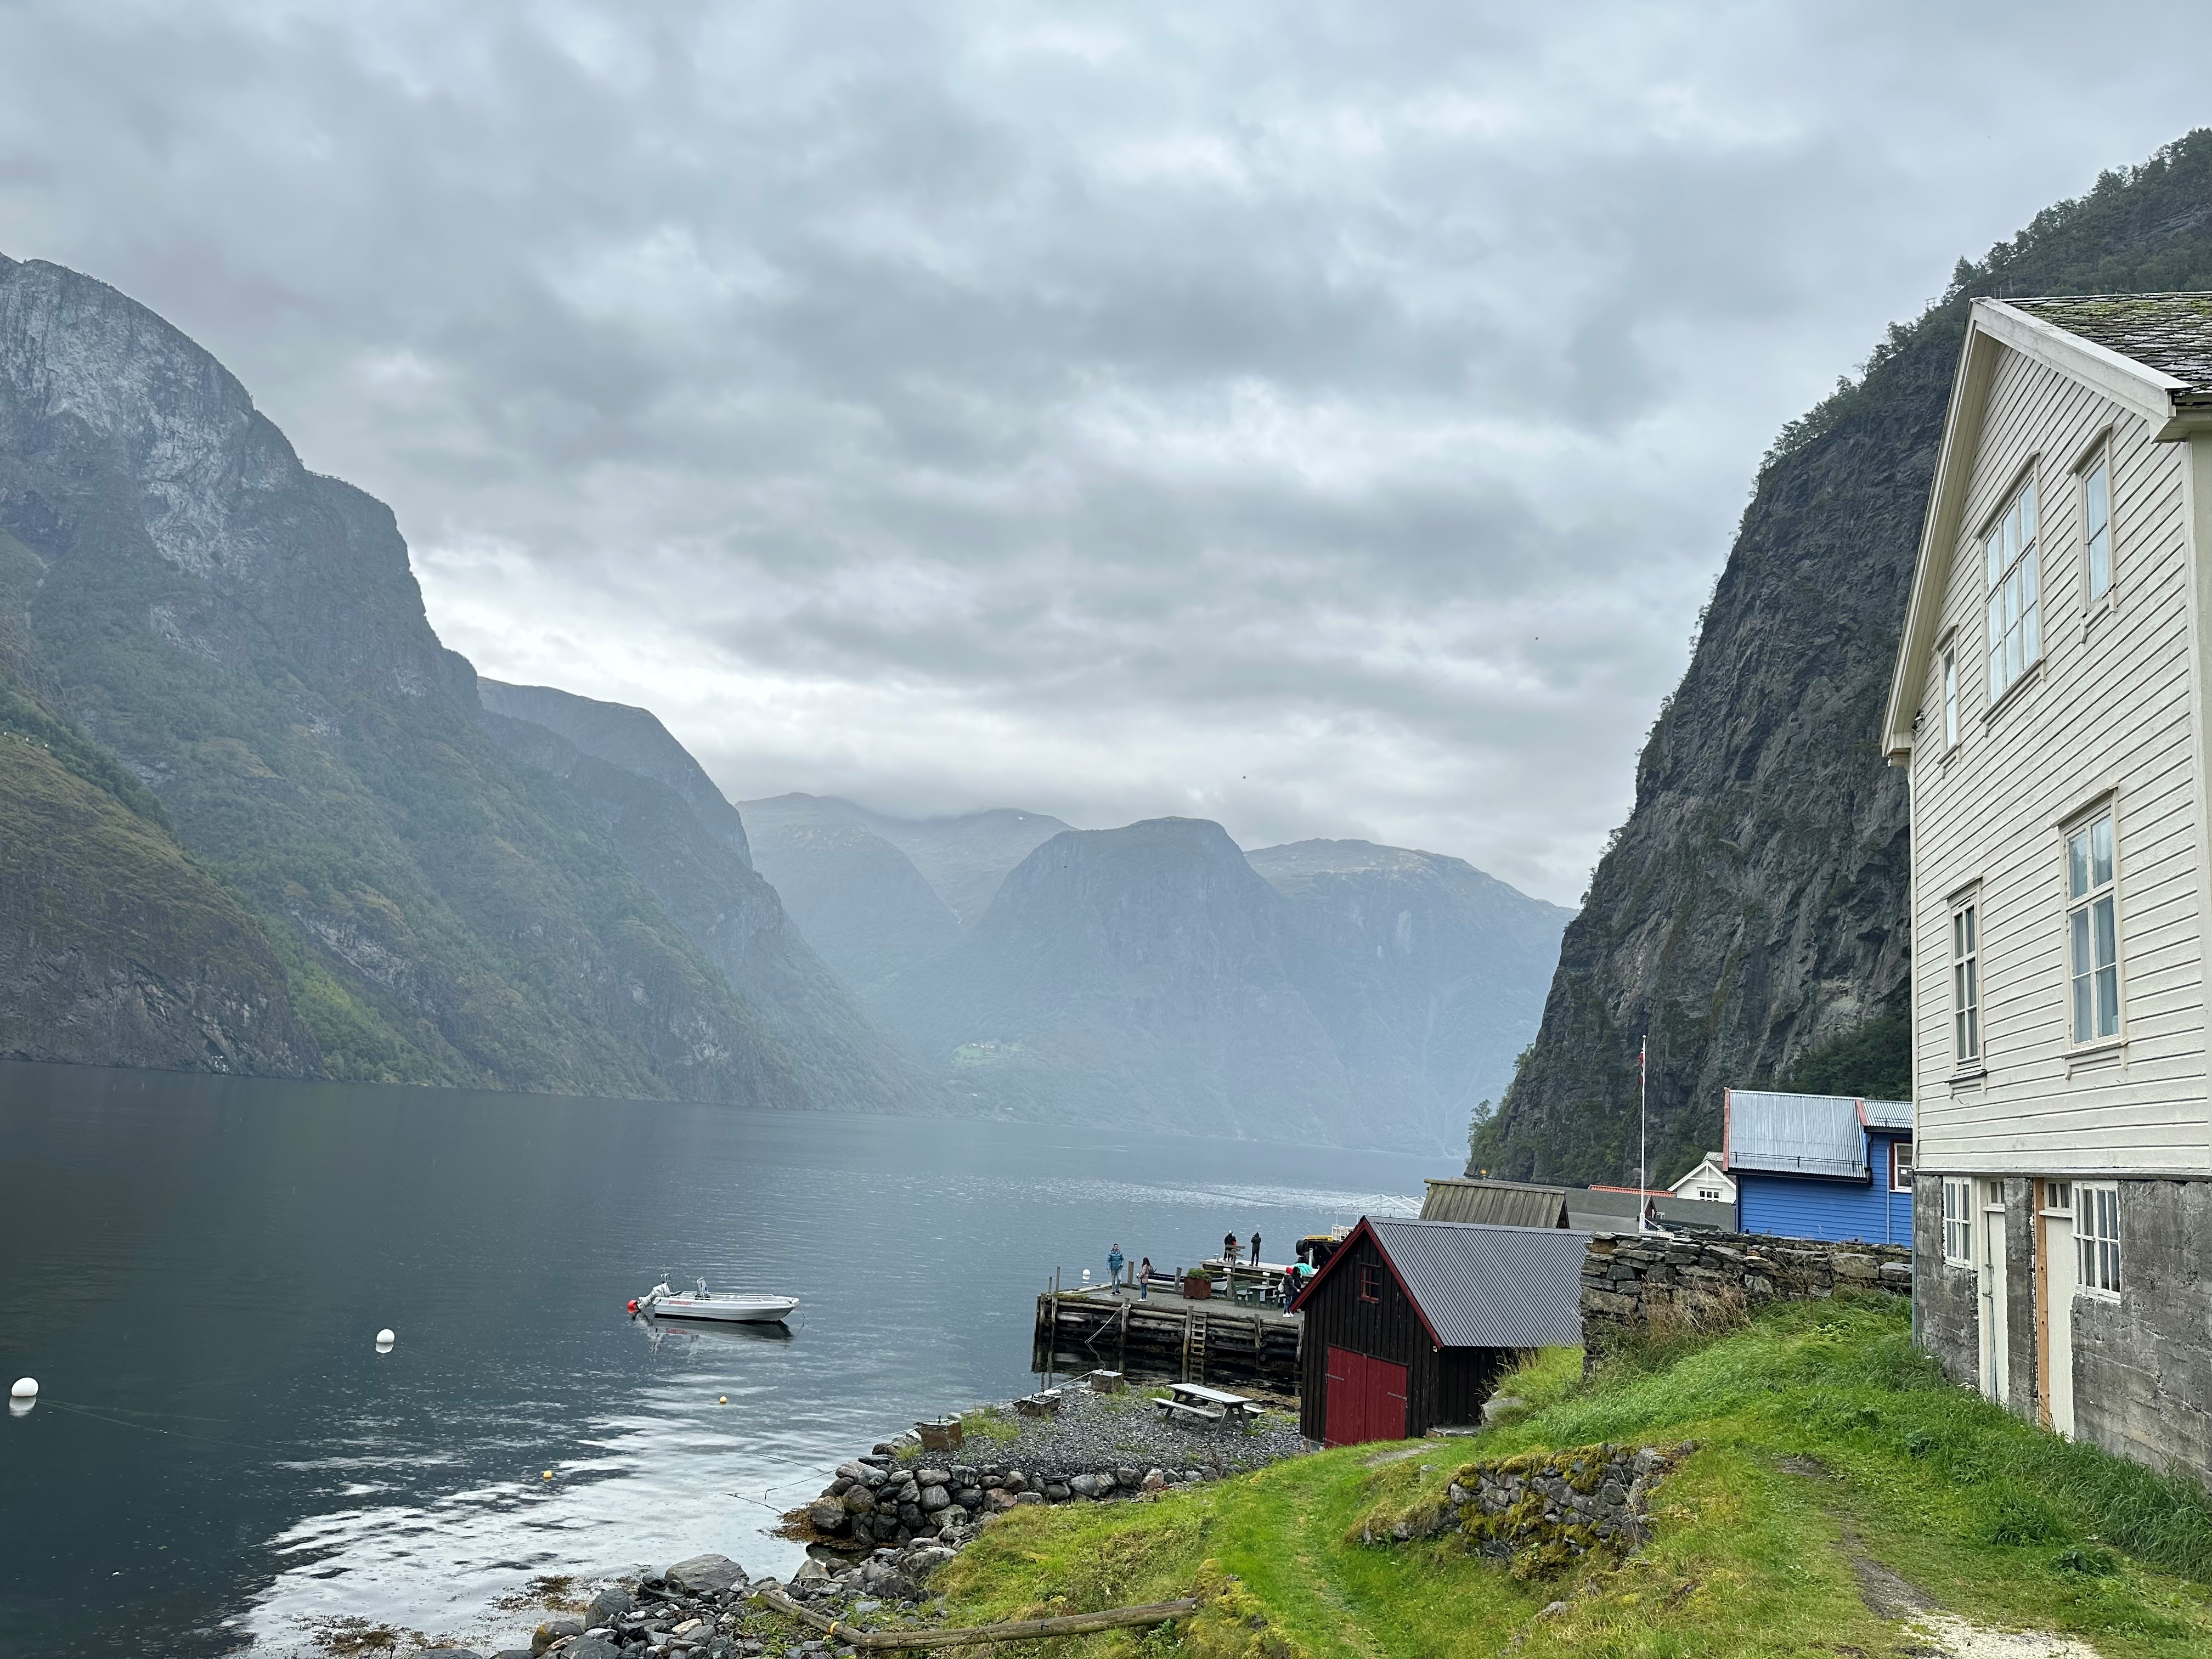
left=0, top=1063, right=1432, bottom=1656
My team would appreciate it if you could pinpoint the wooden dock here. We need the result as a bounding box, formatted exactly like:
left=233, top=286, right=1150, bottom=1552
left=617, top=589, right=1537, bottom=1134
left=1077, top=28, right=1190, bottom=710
left=1033, top=1283, right=1302, bottom=1389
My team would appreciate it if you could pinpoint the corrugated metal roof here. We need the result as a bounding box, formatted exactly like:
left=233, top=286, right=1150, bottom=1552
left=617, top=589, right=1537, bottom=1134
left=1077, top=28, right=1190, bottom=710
left=1420, top=1177, right=1570, bottom=1227
left=1727, top=1090, right=1868, bottom=1179
left=1862, top=1098, right=1913, bottom=1131
left=1367, top=1217, right=1587, bottom=1348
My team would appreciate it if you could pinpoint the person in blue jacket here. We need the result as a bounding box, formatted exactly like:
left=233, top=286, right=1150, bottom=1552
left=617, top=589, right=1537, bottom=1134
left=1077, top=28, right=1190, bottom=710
left=1107, top=1242, right=1126, bottom=1296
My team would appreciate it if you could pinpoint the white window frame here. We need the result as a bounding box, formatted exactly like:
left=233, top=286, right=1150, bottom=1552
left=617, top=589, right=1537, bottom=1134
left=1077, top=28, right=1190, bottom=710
left=2075, top=1182, right=2120, bottom=1299
left=2079, top=442, right=2113, bottom=605
left=1951, top=898, right=1980, bottom=1066
left=1889, top=1141, right=1914, bottom=1192
left=1942, top=646, right=1960, bottom=748
left=1983, top=476, right=2042, bottom=703
left=2064, top=808, right=2121, bottom=1047
left=1942, top=1177, right=1972, bottom=1265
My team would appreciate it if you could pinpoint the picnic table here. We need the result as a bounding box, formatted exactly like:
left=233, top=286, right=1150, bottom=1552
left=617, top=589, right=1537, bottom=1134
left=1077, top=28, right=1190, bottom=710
left=1152, top=1381, right=1265, bottom=1426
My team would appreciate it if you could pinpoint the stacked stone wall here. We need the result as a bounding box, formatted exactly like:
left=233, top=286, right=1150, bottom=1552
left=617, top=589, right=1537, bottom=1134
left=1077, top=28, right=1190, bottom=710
left=1581, top=1230, right=1910, bottom=1349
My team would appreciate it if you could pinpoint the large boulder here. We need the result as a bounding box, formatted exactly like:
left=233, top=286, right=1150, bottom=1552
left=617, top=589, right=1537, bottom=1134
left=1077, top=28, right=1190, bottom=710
left=667, top=1552, right=747, bottom=1595
left=807, top=1498, right=849, bottom=1533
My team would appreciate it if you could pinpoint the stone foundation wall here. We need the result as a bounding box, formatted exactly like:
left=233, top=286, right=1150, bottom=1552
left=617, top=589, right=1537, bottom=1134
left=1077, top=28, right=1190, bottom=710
left=803, top=1451, right=1226, bottom=1550
left=1581, top=1230, right=1911, bottom=1349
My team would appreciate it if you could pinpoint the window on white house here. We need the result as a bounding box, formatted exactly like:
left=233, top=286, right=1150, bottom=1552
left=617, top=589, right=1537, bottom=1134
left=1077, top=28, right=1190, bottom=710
left=1943, top=648, right=1959, bottom=748
left=1891, top=1142, right=1914, bottom=1192
left=1952, top=901, right=1980, bottom=1064
left=1943, top=1178, right=1972, bottom=1264
left=2083, top=449, right=2112, bottom=601
left=1984, top=479, right=2041, bottom=700
left=2076, top=1182, right=2120, bottom=1295
left=2067, top=812, right=2119, bottom=1043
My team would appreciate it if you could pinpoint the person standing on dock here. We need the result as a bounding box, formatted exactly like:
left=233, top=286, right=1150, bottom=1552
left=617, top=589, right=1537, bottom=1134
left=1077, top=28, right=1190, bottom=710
left=1107, top=1242, right=1126, bottom=1296
left=1223, top=1231, right=1239, bottom=1268
left=1137, top=1256, right=1152, bottom=1299
left=1250, top=1231, right=1262, bottom=1266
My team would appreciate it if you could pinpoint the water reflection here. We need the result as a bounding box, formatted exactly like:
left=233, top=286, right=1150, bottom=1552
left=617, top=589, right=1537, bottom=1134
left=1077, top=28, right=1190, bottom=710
left=0, top=1060, right=1435, bottom=1657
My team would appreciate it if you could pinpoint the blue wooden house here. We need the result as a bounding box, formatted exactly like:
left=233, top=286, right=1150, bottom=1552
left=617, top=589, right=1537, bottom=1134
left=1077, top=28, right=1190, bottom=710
left=1724, top=1090, right=1913, bottom=1245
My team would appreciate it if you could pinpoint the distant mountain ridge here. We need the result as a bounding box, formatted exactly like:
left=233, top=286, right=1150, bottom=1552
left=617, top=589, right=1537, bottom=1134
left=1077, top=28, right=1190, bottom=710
left=859, top=818, right=1568, bottom=1149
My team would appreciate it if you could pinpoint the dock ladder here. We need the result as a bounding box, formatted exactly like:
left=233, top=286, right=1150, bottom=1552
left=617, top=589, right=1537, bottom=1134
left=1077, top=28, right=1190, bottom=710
left=1182, top=1307, right=1209, bottom=1382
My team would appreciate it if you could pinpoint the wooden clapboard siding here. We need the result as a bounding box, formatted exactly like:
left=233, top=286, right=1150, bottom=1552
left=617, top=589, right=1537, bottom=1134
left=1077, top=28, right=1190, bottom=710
left=1908, top=337, right=2209, bottom=1175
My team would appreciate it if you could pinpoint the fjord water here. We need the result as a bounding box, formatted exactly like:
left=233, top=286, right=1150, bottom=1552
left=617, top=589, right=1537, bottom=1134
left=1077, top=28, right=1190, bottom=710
left=0, top=1063, right=1431, bottom=1657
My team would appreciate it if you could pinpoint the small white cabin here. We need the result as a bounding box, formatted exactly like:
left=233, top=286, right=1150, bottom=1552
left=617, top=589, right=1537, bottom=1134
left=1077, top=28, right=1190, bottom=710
left=1667, top=1153, right=1735, bottom=1205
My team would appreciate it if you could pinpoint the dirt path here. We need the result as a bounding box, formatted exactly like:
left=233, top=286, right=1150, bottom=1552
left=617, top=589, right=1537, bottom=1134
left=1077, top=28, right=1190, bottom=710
left=1773, top=1454, right=2101, bottom=1659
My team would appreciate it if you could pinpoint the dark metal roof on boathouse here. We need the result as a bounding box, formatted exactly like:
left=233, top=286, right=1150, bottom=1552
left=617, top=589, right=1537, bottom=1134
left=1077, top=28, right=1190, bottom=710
left=1365, top=1217, right=1587, bottom=1349
left=1420, top=1176, right=1571, bottom=1228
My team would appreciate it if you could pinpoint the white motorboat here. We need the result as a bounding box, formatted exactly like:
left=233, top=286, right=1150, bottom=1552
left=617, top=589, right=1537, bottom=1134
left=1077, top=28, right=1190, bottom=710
left=633, top=1278, right=799, bottom=1324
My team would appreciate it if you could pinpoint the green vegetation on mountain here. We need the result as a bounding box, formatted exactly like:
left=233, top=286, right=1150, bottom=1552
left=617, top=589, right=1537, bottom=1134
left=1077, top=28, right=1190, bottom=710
left=0, top=250, right=901, bottom=1108
left=1476, top=129, right=2212, bottom=1186
left=932, top=1300, right=2212, bottom=1656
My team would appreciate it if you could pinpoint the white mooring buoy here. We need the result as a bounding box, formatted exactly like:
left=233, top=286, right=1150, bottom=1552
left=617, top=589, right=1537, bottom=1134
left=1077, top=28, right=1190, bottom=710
left=375, top=1329, right=396, bottom=1347
left=8, top=1378, right=35, bottom=1401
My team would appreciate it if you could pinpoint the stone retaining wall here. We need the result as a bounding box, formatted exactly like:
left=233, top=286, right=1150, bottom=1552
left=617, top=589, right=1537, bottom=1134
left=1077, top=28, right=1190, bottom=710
left=1581, top=1231, right=1911, bottom=1349
left=1359, top=1443, right=1689, bottom=1579
left=803, top=1451, right=1225, bottom=1550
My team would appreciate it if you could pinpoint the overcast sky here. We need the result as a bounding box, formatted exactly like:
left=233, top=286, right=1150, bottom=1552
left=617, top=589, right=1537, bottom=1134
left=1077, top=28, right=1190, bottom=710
left=4, top=3, right=2210, bottom=904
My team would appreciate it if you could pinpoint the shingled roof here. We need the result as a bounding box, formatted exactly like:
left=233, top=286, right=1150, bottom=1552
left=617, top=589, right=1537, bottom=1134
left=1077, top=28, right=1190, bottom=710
left=2007, top=294, right=2212, bottom=407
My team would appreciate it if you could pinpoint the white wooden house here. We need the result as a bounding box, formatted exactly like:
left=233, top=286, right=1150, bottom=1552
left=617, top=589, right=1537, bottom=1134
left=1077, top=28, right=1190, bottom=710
left=1882, top=293, right=2212, bottom=1481
left=1667, top=1153, right=1735, bottom=1205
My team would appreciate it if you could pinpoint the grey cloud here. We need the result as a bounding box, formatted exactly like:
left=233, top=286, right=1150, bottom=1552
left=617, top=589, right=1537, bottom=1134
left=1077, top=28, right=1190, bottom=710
left=4, top=0, right=2211, bottom=904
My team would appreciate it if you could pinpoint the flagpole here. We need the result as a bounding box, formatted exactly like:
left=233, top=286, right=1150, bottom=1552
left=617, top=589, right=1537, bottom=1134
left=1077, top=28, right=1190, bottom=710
left=1638, top=1035, right=1649, bottom=1233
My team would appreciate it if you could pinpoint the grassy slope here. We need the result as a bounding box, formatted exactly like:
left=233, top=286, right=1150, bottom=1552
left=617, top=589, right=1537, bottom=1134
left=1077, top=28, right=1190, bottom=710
left=935, top=1301, right=2212, bottom=1657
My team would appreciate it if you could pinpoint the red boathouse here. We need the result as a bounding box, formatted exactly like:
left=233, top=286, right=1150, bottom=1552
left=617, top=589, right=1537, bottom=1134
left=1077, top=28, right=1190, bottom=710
left=1290, top=1216, right=1588, bottom=1446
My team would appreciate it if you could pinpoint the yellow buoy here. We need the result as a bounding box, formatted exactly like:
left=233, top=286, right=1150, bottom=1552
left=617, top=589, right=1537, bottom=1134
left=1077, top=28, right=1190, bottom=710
left=718, top=1396, right=727, bottom=1404
left=541, top=1470, right=552, bottom=1480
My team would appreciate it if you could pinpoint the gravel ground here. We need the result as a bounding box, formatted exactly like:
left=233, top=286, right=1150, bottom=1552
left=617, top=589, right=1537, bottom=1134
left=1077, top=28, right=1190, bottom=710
left=895, top=1385, right=1307, bottom=1480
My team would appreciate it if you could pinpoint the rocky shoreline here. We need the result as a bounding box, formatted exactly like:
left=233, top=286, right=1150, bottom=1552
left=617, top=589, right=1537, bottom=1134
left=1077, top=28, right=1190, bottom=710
left=396, top=1379, right=1305, bottom=1659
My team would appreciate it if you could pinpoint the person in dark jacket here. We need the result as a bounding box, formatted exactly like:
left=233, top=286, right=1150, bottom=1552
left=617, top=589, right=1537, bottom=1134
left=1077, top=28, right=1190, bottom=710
left=1223, top=1231, right=1239, bottom=1267
left=1249, top=1231, right=1262, bottom=1265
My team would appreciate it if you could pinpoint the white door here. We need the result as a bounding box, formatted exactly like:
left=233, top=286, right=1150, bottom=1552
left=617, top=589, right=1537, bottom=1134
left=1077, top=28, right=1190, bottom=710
left=2042, top=1184, right=2075, bottom=1437
left=1979, top=1187, right=2010, bottom=1406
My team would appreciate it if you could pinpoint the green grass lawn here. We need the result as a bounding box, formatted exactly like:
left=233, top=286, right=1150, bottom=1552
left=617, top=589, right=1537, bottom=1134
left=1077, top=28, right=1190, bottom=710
left=932, top=1299, right=2212, bottom=1656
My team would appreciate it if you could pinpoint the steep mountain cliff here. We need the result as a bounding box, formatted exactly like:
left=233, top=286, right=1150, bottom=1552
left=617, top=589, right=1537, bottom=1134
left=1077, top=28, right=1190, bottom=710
left=740, top=794, right=963, bottom=993
left=1250, top=839, right=1571, bottom=1151
left=0, top=250, right=883, bottom=1108
left=477, top=690, right=936, bottom=1113
left=1472, top=131, right=2212, bottom=1186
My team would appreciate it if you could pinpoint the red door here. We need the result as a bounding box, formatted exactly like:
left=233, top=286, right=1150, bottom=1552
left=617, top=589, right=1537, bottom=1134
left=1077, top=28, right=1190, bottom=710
left=1324, top=1346, right=1409, bottom=1446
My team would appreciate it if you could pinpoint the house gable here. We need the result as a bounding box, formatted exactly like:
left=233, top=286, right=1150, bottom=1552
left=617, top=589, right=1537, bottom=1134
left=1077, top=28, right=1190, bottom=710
left=1883, top=298, right=2193, bottom=761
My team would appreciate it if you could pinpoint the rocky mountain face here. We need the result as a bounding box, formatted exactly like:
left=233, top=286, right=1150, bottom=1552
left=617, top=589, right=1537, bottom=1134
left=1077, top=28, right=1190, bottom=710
left=867, top=819, right=1566, bottom=1149
left=1472, top=131, right=2212, bottom=1187
left=478, top=691, right=939, bottom=1114
left=1249, top=840, right=1571, bottom=1151
left=480, top=679, right=752, bottom=861
left=0, top=251, right=904, bottom=1109
left=740, top=794, right=963, bottom=993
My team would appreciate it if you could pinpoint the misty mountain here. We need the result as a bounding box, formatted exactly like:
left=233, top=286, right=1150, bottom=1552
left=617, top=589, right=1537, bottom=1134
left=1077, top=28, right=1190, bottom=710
left=868, top=818, right=1565, bottom=1149
left=739, top=794, right=962, bottom=993
left=827, top=802, right=1073, bottom=924
left=0, top=250, right=906, bottom=1110
left=1474, top=130, right=2212, bottom=1187
left=477, top=688, right=939, bottom=1114
left=1249, top=839, right=1572, bottom=1149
